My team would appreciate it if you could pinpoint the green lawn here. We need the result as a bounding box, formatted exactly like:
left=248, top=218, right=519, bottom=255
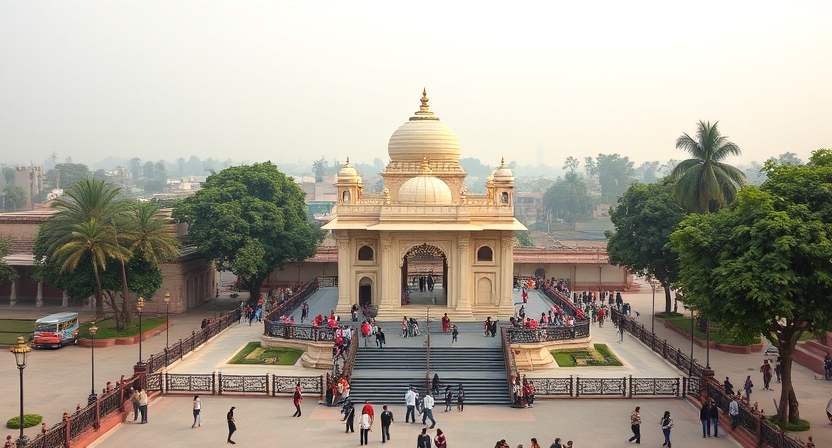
left=663, top=317, right=760, bottom=346
left=79, top=317, right=167, bottom=339
left=551, top=343, right=623, bottom=367
left=229, top=342, right=303, bottom=365
left=0, top=319, right=35, bottom=346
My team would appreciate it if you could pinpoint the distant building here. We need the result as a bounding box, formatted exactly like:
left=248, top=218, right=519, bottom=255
left=593, top=204, right=611, bottom=218
left=514, top=192, right=545, bottom=224
left=13, top=166, right=44, bottom=209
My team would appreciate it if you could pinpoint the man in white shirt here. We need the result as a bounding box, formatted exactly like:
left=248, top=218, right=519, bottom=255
left=359, top=410, right=372, bottom=445
left=421, top=392, right=436, bottom=428
left=729, top=395, right=739, bottom=430
left=405, top=387, right=417, bottom=423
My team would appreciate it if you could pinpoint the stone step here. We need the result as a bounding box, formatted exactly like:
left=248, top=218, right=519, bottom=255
left=793, top=341, right=828, bottom=375
left=348, top=377, right=510, bottom=405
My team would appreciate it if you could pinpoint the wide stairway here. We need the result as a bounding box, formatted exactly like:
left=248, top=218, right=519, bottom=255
left=349, top=343, right=511, bottom=405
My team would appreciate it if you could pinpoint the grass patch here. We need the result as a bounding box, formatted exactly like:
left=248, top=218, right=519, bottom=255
left=663, top=317, right=760, bottom=346
left=7, top=414, right=42, bottom=429
left=654, top=311, right=683, bottom=319
left=0, top=319, right=35, bottom=345
left=228, top=342, right=303, bottom=365
left=768, top=417, right=810, bottom=432
left=79, top=317, right=167, bottom=339
left=551, top=344, right=623, bottom=367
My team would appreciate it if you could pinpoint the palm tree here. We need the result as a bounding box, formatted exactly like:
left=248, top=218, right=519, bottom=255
left=122, top=202, right=181, bottom=265
left=53, top=219, right=130, bottom=318
left=671, top=121, right=746, bottom=213
left=312, top=157, right=328, bottom=183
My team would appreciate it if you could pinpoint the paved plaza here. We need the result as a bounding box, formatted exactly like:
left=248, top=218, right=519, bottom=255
left=3, top=280, right=830, bottom=446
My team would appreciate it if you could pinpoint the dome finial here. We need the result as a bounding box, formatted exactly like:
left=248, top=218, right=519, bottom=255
left=419, top=88, right=429, bottom=112
left=500, top=156, right=506, bottom=167
left=345, top=156, right=350, bottom=166
left=420, top=155, right=432, bottom=174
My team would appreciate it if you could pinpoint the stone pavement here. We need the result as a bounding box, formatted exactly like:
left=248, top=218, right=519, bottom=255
left=89, top=394, right=742, bottom=448
left=611, top=279, right=830, bottom=446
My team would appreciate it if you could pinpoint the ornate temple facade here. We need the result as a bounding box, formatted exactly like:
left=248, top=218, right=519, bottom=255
left=323, top=91, right=525, bottom=321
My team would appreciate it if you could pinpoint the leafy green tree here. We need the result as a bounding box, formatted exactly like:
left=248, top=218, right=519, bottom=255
left=563, top=156, right=580, bottom=173
left=2, top=184, right=27, bottom=211
left=514, top=230, right=535, bottom=247
left=0, top=238, right=19, bottom=283
left=670, top=121, right=746, bottom=213
left=174, top=162, right=324, bottom=299
left=584, top=154, right=635, bottom=201
left=672, top=153, right=832, bottom=425
left=312, top=157, right=328, bottom=183
left=543, top=171, right=593, bottom=226
left=606, top=179, right=686, bottom=312
left=47, top=163, right=91, bottom=190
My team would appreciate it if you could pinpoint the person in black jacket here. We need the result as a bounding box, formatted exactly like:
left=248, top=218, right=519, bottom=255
left=417, top=427, right=432, bottom=448
left=723, top=377, right=734, bottom=396
left=341, top=401, right=355, bottom=433
left=709, top=400, right=720, bottom=437
left=699, top=403, right=711, bottom=437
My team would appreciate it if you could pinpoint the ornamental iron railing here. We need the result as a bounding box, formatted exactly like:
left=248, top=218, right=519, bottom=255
left=506, top=321, right=590, bottom=343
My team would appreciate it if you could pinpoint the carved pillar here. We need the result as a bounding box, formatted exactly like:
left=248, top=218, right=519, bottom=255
left=62, top=291, right=69, bottom=308
left=457, top=235, right=470, bottom=311
left=335, top=231, right=351, bottom=314
left=500, top=233, right=514, bottom=309
left=36, top=281, right=43, bottom=307
left=380, top=234, right=393, bottom=307
left=9, top=280, right=17, bottom=308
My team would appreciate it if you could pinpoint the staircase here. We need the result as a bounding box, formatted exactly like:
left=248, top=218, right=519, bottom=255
left=349, top=346, right=510, bottom=405
left=793, top=339, right=830, bottom=376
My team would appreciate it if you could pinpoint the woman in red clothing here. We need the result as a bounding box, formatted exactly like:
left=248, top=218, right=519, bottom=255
left=434, top=428, right=447, bottom=448
left=441, top=313, right=451, bottom=333
left=292, top=384, right=303, bottom=417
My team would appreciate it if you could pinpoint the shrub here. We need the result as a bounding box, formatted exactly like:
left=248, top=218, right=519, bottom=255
left=7, top=414, right=42, bottom=429
left=768, top=417, right=810, bottom=432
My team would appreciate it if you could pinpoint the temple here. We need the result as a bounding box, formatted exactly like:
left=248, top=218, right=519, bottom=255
left=323, top=90, right=525, bottom=321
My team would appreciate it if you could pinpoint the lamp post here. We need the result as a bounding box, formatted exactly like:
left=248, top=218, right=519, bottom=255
left=88, top=322, right=98, bottom=404
left=705, top=319, right=711, bottom=369
left=689, top=307, right=695, bottom=377
left=11, top=335, right=31, bottom=448
left=164, top=291, right=171, bottom=349
left=650, top=278, right=661, bottom=334
left=425, top=307, right=431, bottom=393
left=137, top=296, right=145, bottom=365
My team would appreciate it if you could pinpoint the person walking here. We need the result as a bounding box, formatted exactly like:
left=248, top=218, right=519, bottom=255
left=137, top=386, right=148, bottom=423
left=743, top=375, right=754, bottom=401
left=417, top=427, right=432, bottom=448
left=292, top=383, right=303, bottom=417
left=723, top=377, right=734, bottom=396
left=660, top=411, right=673, bottom=447
left=618, top=319, right=625, bottom=343
left=359, top=409, right=372, bottom=446
left=451, top=325, right=458, bottom=344
left=342, top=401, right=355, bottom=433
left=456, top=384, right=465, bottom=412
left=405, top=386, right=418, bottom=423
left=191, top=395, right=202, bottom=428
left=442, top=313, right=451, bottom=333
left=760, top=359, right=773, bottom=390
left=431, top=374, right=441, bottom=396
left=226, top=406, right=237, bottom=444
left=709, top=399, right=720, bottom=437
left=729, top=395, right=740, bottom=429
left=422, top=392, right=436, bottom=428
left=530, top=438, right=541, bottom=448
left=774, top=357, right=782, bottom=383
left=628, top=406, right=641, bottom=443
left=380, top=405, right=394, bottom=443
left=444, top=386, right=453, bottom=412
left=376, top=327, right=386, bottom=349
left=699, top=402, right=710, bottom=437
left=434, top=428, right=447, bottom=448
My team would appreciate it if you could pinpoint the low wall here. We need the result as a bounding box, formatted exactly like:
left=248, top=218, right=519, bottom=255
left=512, top=336, right=592, bottom=371
left=662, top=321, right=763, bottom=354
left=260, top=335, right=333, bottom=370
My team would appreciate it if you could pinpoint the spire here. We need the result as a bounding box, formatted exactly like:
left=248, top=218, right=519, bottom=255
left=345, top=156, right=351, bottom=166
left=412, top=88, right=437, bottom=120
left=500, top=156, right=506, bottom=167
left=419, top=155, right=432, bottom=174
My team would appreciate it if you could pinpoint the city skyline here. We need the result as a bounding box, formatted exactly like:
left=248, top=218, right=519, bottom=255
left=1, top=1, right=830, bottom=168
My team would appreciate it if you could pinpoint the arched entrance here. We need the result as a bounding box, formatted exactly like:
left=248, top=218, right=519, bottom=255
left=359, top=277, right=373, bottom=307
left=401, top=243, right=448, bottom=306
left=534, top=268, right=546, bottom=279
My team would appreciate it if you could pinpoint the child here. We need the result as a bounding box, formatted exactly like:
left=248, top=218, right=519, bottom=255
left=451, top=325, right=458, bottom=344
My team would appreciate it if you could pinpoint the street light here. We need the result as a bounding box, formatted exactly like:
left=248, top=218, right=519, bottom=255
left=164, top=291, right=171, bottom=349
left=10, top=335, right=31, bottom=448
left=88, top=322, right=98, bottom=404
left=137, top=296, right=145, bottom=365
left=705, top=319, right=711, bottom=370
left=650, top=278, right=661, bottom=334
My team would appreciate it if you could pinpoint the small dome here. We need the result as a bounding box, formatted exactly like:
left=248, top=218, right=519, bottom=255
left=337, top=157, right=362, bottom=184
left=388, top=89, right=462, bottom=164
left=492, top=157, right=514, bottom=180
left=397, top=157, right=453, bottom=205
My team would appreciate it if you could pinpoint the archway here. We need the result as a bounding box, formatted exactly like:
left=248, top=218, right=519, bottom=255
left=359, top=277, right=373, bottom=307
left=401, top=243, right=448, bottom=306
left=534, top=268, right=546, bottom=279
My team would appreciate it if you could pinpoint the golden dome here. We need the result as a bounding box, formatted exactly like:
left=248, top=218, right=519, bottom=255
left=492, top=157, right=514, bottom=180
left=388, top=89, right=462, bottom=164
left=397, top=157, right=453, bottom=204
left=336, top=157, right=362, bottom=184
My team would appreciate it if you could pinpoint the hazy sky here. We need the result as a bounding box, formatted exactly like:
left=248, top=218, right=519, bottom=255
left=2, top=1, right=830, bottom=170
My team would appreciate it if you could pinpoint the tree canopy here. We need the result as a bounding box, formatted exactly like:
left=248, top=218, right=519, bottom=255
left=584, top=153, right=635, bottom=202
left=606, top=179, right=686, bottom=312
left=671, top=150, right=832, bottom=424
left=670, top=120, right=745, bottom=213
left=543, top=171, right=593, bottom=226
left=174, top=162, right=324, bottom=298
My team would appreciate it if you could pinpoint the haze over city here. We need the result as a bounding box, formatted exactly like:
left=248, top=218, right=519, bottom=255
left=1, top=1, right=830, bottom=168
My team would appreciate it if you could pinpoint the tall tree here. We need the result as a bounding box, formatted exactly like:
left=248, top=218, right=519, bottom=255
left=670, top=121, right=746, bottom=213
left=312, top=157, right=328, bottom=183
left=543, top=171, right=593, bottom=227
left=563, top=156, right=580, bottom=174
left=606, top=179, right=686, bottom=312
left=0, top=238, right=18, bottom=284
left=174, top=162, right=324, bottom=299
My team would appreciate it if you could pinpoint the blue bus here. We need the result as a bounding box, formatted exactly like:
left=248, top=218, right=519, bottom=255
left=32, top=312, right=80, bottom=348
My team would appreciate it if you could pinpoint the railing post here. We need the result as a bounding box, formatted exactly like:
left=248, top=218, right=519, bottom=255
left=191, top=331, right=196, bottom=353
left=675, top=378, right=680, bottom=398
left=218, top=370, right=223, bottom=395
left=118, top=375, right=126, bottom=412
left=628, top=375, right=632, bottom=398
left=64, top=414, right=71, bottom=448
left=164, top=347, right=169, bottom=367
left=94, top=397, right=101, bottom=429
left=180, top=339, right=184, bottom=360
left=682, top=377, right=687, bottom=398
left=575, top=376, right=580, bottom=397
left=622, top=376, right=627, bottom=397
